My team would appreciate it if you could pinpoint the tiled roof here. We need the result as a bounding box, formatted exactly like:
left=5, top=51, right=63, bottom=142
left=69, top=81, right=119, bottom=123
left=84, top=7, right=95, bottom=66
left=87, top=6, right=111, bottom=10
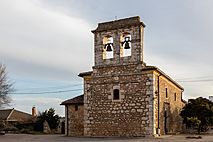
left=61, top=95, right=84, bottom=105
left=0, top=109, right=13, bottom=120
left=142, top=66, right=184, bottom=90
left=0, top=108, right=33, bottom=121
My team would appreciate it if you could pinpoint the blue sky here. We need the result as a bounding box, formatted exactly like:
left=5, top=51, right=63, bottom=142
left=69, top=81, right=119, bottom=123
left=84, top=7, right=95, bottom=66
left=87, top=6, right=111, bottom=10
left=1, top=0, right=213, bottom=116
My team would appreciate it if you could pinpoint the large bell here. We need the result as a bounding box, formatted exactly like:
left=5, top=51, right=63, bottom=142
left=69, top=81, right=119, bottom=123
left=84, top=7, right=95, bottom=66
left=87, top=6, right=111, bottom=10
left=124, top=42, right=130, bottom=49
left=106, top=43, right=113, bottom=51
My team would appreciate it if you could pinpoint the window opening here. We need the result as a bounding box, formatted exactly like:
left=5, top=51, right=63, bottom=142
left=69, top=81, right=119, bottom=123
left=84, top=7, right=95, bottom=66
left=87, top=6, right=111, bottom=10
left=174, top=93, right=177, bottom=101
left=75, top=105, right=78, bottom=111
left=121, top=34, right=131, bottom=57
left=113, top=89, right=120, bottom=100
left=166, top=88, right=168, bottom=98
left=103, top=36, right=113, bottom=59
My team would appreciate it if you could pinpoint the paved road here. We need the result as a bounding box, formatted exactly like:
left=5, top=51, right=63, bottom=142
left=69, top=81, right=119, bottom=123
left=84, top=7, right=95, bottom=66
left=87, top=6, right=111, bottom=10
left=1, top=134, right=213, bottom=142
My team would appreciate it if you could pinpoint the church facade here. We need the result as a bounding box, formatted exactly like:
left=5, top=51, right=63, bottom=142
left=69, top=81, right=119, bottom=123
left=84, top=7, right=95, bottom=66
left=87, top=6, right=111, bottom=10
left=61, top=16, right=185, bottom=137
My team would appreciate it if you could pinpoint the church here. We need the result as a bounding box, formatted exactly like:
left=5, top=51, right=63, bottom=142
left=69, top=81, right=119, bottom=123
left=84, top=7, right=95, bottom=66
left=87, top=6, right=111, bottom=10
left=61, top=16, right=185, bottom=137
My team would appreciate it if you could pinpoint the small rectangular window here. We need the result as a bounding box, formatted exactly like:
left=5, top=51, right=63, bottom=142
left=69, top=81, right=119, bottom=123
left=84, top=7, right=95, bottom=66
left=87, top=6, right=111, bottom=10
left=174, top=93, right=177, bottom=101
left=113, top=89, right=120, bottom=100
left=166, top=88, right=168, bottom=98
left=75, top=105, right=78, bottom=111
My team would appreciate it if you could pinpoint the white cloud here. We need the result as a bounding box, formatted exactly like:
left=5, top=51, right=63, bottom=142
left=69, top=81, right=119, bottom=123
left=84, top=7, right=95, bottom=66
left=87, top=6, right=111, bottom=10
left=0, top=0, right=93, bottom=80
left=0, top=0, right=92, bottom=114
left=1, top=0, right=213, bottom=114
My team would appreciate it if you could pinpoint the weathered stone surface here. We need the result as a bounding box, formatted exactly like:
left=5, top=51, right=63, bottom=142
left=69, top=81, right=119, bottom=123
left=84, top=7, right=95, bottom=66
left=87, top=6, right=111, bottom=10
left=65, top=105, right=84, bottom=136
left=153, top=73, right=185, bottom=135
left=62, top=16, right=185, bottom=137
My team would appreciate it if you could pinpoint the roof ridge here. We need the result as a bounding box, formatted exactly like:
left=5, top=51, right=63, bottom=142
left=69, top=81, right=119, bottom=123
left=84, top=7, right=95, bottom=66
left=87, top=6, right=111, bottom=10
left=6, top=108, right=14, bottom=120
left=13, top=109, right=32, bottom=116
left=0, top=108, right=13, bottom=111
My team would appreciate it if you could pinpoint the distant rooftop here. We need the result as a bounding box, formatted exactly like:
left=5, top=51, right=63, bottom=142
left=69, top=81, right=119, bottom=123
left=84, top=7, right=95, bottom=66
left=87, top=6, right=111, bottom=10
left=0, top=109, right=13, bottom=120
left=0, top=108, right=32, bottom=120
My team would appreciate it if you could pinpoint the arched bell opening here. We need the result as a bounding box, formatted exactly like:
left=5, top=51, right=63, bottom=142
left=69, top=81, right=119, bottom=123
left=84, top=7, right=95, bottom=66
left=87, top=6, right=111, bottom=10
left=120, top=33, right=131, bottom=57
left=103, top=36, right=113, bottom=59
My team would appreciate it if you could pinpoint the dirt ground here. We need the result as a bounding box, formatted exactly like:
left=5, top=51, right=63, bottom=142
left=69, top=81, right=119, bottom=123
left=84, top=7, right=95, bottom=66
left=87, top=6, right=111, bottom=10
left=1, top=134, right=213, bottom=142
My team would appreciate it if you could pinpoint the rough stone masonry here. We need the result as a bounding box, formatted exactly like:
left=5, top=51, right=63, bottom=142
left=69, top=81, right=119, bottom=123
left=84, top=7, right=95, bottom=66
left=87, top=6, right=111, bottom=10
left=61, top=16, right=185, bottom=137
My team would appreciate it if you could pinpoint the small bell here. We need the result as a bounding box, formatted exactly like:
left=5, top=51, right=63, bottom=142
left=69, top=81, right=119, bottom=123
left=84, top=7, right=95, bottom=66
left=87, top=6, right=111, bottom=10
left=124, top=42, right=130, bottom=49
left=123, top=36, right=131, bottom=49
left=106, top=43, right=112, bottom=51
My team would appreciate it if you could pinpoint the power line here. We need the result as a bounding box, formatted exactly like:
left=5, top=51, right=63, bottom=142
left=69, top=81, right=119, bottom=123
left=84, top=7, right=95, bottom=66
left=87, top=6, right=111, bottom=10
left=178, top=79, right=213, bottom=83
left=11, top=89, right=83, bottom=95
left=10, top=75, right=213, bottom=95
left=15, top=84, right=82, bottom=91
left=175, top=75, right=213, bottom=83
left=176, top=75, right=213, bottom=80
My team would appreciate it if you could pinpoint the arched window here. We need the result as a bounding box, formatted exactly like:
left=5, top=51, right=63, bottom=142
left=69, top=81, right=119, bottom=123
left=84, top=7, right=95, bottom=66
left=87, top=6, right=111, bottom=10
left=120, top=34, right=131, bottom=57
left=113, top=89, right=120, bottom=100
left=103, top=36, right=113, bottom=59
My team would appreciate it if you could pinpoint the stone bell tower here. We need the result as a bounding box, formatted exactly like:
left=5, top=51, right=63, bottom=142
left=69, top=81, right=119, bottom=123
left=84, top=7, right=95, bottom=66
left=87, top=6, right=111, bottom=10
left=83, top=16, right=154, bottom=137
left=71, top=16, right=185, bottom=137
left=92, top=16, right=146, bottom=67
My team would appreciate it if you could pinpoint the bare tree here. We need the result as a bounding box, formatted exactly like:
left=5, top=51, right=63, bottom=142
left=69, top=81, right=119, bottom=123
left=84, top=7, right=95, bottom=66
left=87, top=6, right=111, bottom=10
left=0, top=64, right=13, bottom=108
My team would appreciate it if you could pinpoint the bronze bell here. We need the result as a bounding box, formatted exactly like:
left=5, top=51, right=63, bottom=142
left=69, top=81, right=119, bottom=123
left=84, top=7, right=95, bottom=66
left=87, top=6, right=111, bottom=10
left=106, top=43, right=113, bottom=51
left=123, top=36, right=131, bottom=49
left=124, top=42, right=130, bottom=49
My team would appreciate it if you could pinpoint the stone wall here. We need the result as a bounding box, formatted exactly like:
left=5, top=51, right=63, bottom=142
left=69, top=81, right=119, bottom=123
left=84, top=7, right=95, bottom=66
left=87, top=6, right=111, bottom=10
left=82, top=68, right=184, bottom=137
left=80, top=16, right=184, bottom=137
left=93, top=17, right=145, bottom=67
left=153, top=72, right=184, bottom=135
left=83, top=65, right=155, bottom=136
left=66, top=104, right=84, bottom=136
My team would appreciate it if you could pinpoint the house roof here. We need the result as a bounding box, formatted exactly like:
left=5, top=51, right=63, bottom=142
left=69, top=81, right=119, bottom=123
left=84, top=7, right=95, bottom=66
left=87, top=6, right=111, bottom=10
left=0, top=108, right=33, bottom=121
left=142, top=66, right=184, bottom=90
left=0, top=109, right=13, bottom=120
left=78, top=71, right=93, bottom=77
left=61, top=95, right=84, bottom=105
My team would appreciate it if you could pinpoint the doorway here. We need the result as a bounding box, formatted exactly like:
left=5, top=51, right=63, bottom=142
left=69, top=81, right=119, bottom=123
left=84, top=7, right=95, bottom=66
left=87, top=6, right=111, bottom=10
left=61, top=122, right=65, bottom=134
left=164, top=103, right=170, bottom=134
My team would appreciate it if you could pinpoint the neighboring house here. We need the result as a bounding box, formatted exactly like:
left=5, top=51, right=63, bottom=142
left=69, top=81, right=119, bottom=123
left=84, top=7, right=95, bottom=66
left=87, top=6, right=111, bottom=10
left=0, top=108, right=34, bottom=125
left=61, top=16, right=185, bottom=137
left=56, top=117, right=65, bottom=134
left=61, top=95, right=84, bottom=136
